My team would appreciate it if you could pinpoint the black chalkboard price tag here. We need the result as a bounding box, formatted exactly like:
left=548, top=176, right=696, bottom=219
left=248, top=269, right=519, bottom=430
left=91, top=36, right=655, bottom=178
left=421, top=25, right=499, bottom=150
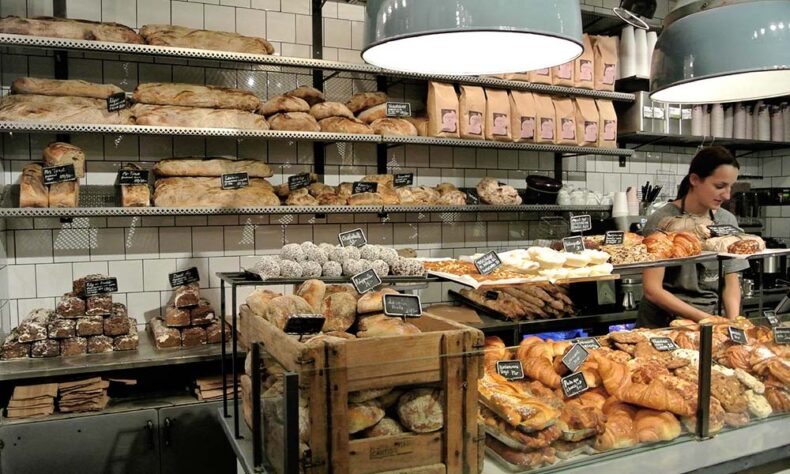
left=728, top=326, right=748, bottom=345
left=562, top=343, right=589, bottom=373
left=604, top=231, right=625, bottom=245
left=43, top=164, right=76, bottom=185
left=288, top=173, right=311, bottom=191
left=338, top=228, right=367, bottom=248
left=708, top=224, right=740, bottom=237
left=283, top=314, right=326, bottom=335
left=763, top=310, right=779, bottom=326
left=574, top=337, right=601, bottom=350
left=774, top=327, right=790, bottom=344
left=386, top=102, right=412, bottom=117
left=383, top=294, right=422, bottom=318
left=169, top=267, right=200, bottom=288
left=466, top=189, right=480, bottom=205
left=650, top=337, right=678, bottom=352
left=351, top=268, right=382, bottom=294
left=85, top=278, right=118, bottom=296
left=562, top=236, right=585, bottom=253
left=393, top=173, right=414, bottom=187
left=118, top=169, right=149, bottom=186
left=474, top=251, right=502, bottom=276
left=106, top=92, right=128, bottom=112
left=570, top=215, right=592, bottom=233
left=485, top=291, right=499, bottom=300
left=561, top=371, right=589, bottom=398
left=495, top=360, right=525, bottom=381
left=221, top=172, right=249, bottom=190
left=352, top=182, right=378, bottom=194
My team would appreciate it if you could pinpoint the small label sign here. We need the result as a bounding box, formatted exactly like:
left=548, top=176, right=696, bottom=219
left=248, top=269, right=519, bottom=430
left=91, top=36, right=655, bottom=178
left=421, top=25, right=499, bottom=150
left=774, top=327, right=790, bottom=344
left=763, top=310, right=779, bottom=326
left=43, top=164, right=76, bottom=185
left=561, top=372, right=589, bottom=398
left=393, top=173, right=414, bottom=187
left=118, top=169, right=149, bottom=186
left=106, top=92, right=128, bottom=112
left=570, top=215, right=592, bottom=233
left=383, top=294, right=422, bottom=318
left=574, top=337, right=601, bottom=350
left=338, top=228, right=367, bottom=248
left=283, top=314, right=326, bottom=335
left=352, top=182, right=378, bottom=194
left=708, top=224, right=740, bottom=237
left=221, top=172, right=249, bottom=190
left=474, top=251, right=502, bottom=276
left=562, top=236, right=585, bottom=254
left=604, top=231, right=625, bottom=245
left=562, top=344, right=589, bottom=373
left=728, top=326, right=748, bottom=345
left=169, top=267, right=200, bottom=288
left=495, top=360, right=525, bottom=381
left=650, top=337, right=678, bottom=352
left=288, top=173, right=311, bottom=191
left=466, top=190, right=481, bottom=205
left=485, top=291, right=499, bottom=300
left=85, top=278, right=118, bottom=297
left=351, top=268, right=382, bottom=294
left=386, top=102, right=412, bottom=118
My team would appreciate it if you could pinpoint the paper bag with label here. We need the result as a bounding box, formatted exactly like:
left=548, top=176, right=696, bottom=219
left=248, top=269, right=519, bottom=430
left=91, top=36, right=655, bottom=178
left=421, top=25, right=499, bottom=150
left=575, top=98, right=600, bottom=146
left=592, top=35, right=618, bottom=91
left=484, top=88, right=512, bottom=141
left=427, top=81, right=459, bottom=138
left=529, top=68, right=553, bottom=85
left=575, top=34, right=595, bottom=89
left=459, top=85, right=486, bottom=140
left=552, top=61, right=575, bottom=87
left=509, top=91, right=537, bottom=143
left=534, top=94, right=557, bottom=144
left=554, top=98, right=577, bottom=145
left=597, top=100, right=618, bottom=148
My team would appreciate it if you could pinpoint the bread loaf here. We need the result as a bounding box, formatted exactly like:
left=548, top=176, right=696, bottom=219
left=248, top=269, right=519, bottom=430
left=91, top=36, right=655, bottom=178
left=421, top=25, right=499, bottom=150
left=0, top=94, right=134, bottom=124
left=150, top=317, right=182, bottom=348
left=347, top=192, right=384, bottom=206
left=119, top=163, right=151, bottom=207
left=153, top=158, right=273, bottom=178
left=284, top=86, right=325, bottom=106
left=133, top=83, right=260, bottom=111
left=0, top=16, right=144, bottom=43
left=346, top=92, right=387, bottom=114
left=140, top=24, right=274, bottom=54
left=262, top=295, right=315, bottom=330
left=319, top=116, right=373, bottom=134
left=405, top=116, right=429, bottom=136
left=357, top=288, right=400, bottom=314
left=153, top=177, right=279, bottom=208
left=245, top=289, right=281, bottom=315
left=12, top=77, right=123, bottom=100
left=320, top=292, right=357, bottom=332
left=349, top=387, right=393, bottom=404
left=310, top=102, right=354, bottom=120
left=358, top=103, right=387, bottom=124
left=397, top=388, right=444, bottom=433
left=348, top=401, right=386, bottom=434
left=285, top=188, right=318, bottom=206
left=43, top=142, right=85, bottom=178
left=362, top=417, right=406, bottom=437
left=190, top=298, right=216, bottom=325
left=49, top=179, right=79, bottom=208
left=19, top=163, right=48, bottom=208
left=258, top=96, right=310, bottom=117
left=164, top=304, right=191, bottom=327
left=370, top=118, right=418, bottom=136
left=131, top=103, right=269, bottom=130
left=476, top=177, right=522, bottom=205
left=295, top=279, right=326, bottom=313
left=268, top=112, right=320, bottom=132
left=173, top=283, right=200, bottom=308
left=357, top=314, right=421, bottom=338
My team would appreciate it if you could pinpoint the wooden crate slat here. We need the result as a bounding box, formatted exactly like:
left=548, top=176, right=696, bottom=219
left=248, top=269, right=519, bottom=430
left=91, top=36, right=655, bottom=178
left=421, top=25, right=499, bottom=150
left=348, top=433, right=443, bottom=473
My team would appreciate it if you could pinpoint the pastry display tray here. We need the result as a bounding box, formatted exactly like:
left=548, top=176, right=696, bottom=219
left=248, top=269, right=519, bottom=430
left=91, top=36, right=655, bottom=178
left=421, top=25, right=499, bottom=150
left=718, top=248, right=790, bottom=260
left=0, top=33, right=636, bottom=102
left=428, top=270, right=619, bottom=289
left=612, top=251, right=719, bottom=275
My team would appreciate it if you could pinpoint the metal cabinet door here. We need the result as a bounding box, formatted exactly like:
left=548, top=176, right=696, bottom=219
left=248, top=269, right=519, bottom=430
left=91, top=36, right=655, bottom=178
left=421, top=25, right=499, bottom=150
left=158, top=402, right=236, bottom=474
left=0, top=409, right=160, bottom=474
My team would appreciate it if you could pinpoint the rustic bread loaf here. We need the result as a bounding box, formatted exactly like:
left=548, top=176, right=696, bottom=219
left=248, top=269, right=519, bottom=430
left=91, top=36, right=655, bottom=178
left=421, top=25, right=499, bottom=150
left=357, top=288, right=400, bottom=314
left=131, top=103, right=269, bottom=130
left=357, top=103, right=387, bottom=124
left=268, top=112, right=320, bottom=132
left=397, top=388, right=444, bottom=433
left=153, top=158, right=273, bottom=178
left=153, top=177, right=279, bottom=208
left=318, top=116, right=373, bottom=134
left=43, top=142, right=85, bottom=178
left=362, top=416, right=407, bottom=437
left=140, top=24, right=274, bottom=54
left=348, top=401, right=386, bottom=434
left=0, top=94, right=134, bottom=124
left=284, top=86, right=325, bottom=106
left=310, top=101, right=354, bottom=120
left=19, top=163, right=48, bottom=208
left=346, top=92, right=388, bottom=114
left=0, top=16, right=144, bottom=43
left=120, top=163, right=150, bottom=207
left=320, top=292, right=357, bottom=332
left=262, top=295, right=315, bottom=330
left=12, top=77, right=123, bottom=99
left=295, top=279, right=326, bottom=313
left=356, top=314, right=421, bottom=338
left=258, top=96, right=310, bottom=116
left=49, top=179, right=79, bottom=208
left=132, top=83, right=260, bottom=111
left=370, top=117, right=419, bottom=136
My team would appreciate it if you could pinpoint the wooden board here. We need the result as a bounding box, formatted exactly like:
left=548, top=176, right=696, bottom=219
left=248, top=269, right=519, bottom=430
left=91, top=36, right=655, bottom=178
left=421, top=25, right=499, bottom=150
left=348, top=433, right=443, bottom=474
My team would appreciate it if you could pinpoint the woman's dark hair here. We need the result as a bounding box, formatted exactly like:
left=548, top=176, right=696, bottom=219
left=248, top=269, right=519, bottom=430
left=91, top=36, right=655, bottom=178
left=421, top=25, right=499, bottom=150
left=676, top=146, right=740, bottom=199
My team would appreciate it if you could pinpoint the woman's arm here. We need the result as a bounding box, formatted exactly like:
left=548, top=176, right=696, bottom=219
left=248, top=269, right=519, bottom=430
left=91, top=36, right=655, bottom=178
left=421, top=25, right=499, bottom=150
left=722, top=272, right=742, bottom=319
left=642, top=267, right=712, bottom=322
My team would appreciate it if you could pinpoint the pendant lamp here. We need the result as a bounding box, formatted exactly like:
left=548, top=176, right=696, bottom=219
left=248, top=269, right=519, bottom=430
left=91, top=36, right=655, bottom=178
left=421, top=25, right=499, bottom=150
left=650, top=0, right=790, bottom=104
left=362, top=0, right=584, bottom=75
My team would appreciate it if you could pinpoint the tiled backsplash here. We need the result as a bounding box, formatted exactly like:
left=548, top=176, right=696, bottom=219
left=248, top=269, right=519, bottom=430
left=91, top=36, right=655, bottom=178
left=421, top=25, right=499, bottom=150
left=0, top=0, right=785, bottom=333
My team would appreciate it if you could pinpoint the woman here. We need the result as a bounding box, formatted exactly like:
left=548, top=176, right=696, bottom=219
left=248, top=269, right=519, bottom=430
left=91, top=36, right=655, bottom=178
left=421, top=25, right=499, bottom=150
left=638, top=146, right=748, bottom=328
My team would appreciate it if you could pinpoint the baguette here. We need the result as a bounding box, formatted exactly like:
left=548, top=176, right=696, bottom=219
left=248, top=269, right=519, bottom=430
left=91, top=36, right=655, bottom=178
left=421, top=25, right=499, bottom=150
left=0, top=94, right=134, bottom=124
left=153, top=158, right=273, bottom=178
left=19, top=163, right=48, bottom=208
left=140, top=24, right=274, bottom=54
left=131, top=103, right=269, bottom=130
left=132, top=83, right=260, bottom=111
left=0, top=16, right=143, bottom=43
left=12, top=77, right=123, bottom=100
left=153, top=177, right=279, bottom=208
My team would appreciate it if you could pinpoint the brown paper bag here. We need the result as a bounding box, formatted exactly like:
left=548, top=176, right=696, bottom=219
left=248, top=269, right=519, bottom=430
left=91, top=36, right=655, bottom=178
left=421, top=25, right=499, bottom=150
left=484, top=89, right=511, bottom=141
left=554, top=98, right=577, bottom=145
left=552, top=61, right=575, bottom=87
left=427, top=81, right=459, bottom=138
left=529, top=68, right=553, bottom=85
left=509, top=91, right=537, bottom=143
left=459, top=85, right=486, bottom=140
left=575, top=34, right=595, bottom=89
left=533, top=94, right=556, bottom=144
left=592, top=36, right=618, bottom=91
left=575, top=98, right=600, bottom=146
left=597, top=100, right=618, bottom=148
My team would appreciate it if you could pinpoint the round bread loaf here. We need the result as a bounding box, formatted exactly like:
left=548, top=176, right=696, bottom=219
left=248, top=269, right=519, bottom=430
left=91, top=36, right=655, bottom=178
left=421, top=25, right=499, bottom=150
left=346, top=91, right=388, bottom=113
left=362, top=417, right=407, bottom=438
left=285, top=85, right=325, bottom=106
left=358, top=103, right=387, bottom=124
left=370, top=117, right=418, bottom=136
left=262, top=295, right=315, bottom=330
left=397, top=388, right=444, bottom=433
left=268, top=112, right=320, bottom=132
left=286, top=188, right=319, bottom=206
left=295, top=279, right=326, bottom=313
left=310, top=101, right=354, bottom=120
left=347, top=192, right=384, bottom=206
left=349, top=387, right=392, bottom=404
left=375, top=388, right=405, bottom=409
left=258, top=95, right=310, bottom=116
left=319, top=116, right=373, bottom=134
left=348, top=401, right=385, bottom=434
left=357, top=288, right=400, bottom=314
left=320, top=292, right=357, bottom=332
left=318, top=193, right=347, bottom=206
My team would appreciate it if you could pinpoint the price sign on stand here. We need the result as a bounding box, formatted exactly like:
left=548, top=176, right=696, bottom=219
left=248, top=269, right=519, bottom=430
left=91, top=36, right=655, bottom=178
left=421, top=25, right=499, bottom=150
left=169, top=267, right=200, bottom=288
left=604, top=231, right=625, bottom=245
left=386, top=102, right=412, bottom=117
left=650, top=337, right=678, bottom=352
left=474, top=251, right=502, bottom=275
left=338, top=228, right=367, bottom=248
left=574, top=337, right=601, bottom=350
left=763, top=310, right=779, bottom=326
left=774, top=327, right=790, bottom=344
left=562, top=236, right=585, bottom=253
left=283, top=314, right=326, bottom=336
left=728, top=326, right=748, bottom=345
left=352, top=182, right=378, bottom=194
left=383, top=294, right=422, bottom=318
left=288, top=173, right=311, bottom=191
left=570, top=215, right=592, bottom=233
left=466, top=190, right=481, bottom=205
left=561, top=344, right=589, bottom=373
left=561, top=372, right=589, bottom=398
left=106, top=92, right=128, bottom=112
left=43, top=164, right=77, bottom=185
left=118, top=169, right=149, bottom=185
left=351, top=268, right=382, bottom=294
left=496, top=360, right=525, bottom=381
left=393, top=173, right=414, bottom=187
left=708, top=225, right=740, bottom=237
left=485, top=291, right=499, bottom=300
left=221, top=172, right=249, bottom=190
left=85, top=278, right=118, bottom=296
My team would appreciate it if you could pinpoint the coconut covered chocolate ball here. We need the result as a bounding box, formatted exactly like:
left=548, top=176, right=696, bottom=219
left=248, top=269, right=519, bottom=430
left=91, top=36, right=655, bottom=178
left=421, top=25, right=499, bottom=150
left=279, top=260, right=304, bottom=278
left=281, top=243, right=306, bottom=262
left=371, top=260, right=390, bottom=278
left=342, top=259, right=364, bottom=276
left=254, top=256, right=281, bottom=280
left=360, top=245, right=381, bottom=261
left=300, top=261, right=322, bottom=278
left=322, top=261, right=343, bottom=277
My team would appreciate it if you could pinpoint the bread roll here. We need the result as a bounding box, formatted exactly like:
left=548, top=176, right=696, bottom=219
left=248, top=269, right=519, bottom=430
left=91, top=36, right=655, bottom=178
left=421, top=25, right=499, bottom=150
left=284, top=86, right=325, bottom=106
left=0, top=16, right=144, bottom=43
left=320, top=292, right=357, bottom=332
left=346, top=91, right=388, bottom=114
left=370, top=118, right=419, bottom=136
left=319, top=116, right=373, bottom=134
left=357, top=288, right=400, bottom=314
left=120, top=163, right=150, bottom=207
left=43, top=142, right=85, bottom=178
left=132, top=83, right=260, bottom=111
left=310, top=101, right=354, bottom=120
left=0, top=94, right=134, bottom=124
left=397, top=388, right=444, bottom=433
left=49, top=179, right=79, bottom=208
left=358, top=103, right=387, bottom=124
left=131, top=103, right=269, bottom=130
left=348, top=401, right=385, bottom=434
left=19, top=163, right=48, bottom=208
left=153, top=177, right=279, bottom=208
left=12, top=77, right=123, bottom=100
left=258, top=96, right=310, bottom=116
left=268, top=112, right=320, bottom=132
left=140, top=24, right=274, bottom=54
left=295, top=279, right=326, bottom=313
left=153, top=158, right=273, bottom=178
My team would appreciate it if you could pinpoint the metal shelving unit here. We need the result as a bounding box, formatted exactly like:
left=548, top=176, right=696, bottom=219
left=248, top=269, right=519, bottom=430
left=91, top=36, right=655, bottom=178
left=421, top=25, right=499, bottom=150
left=618, top=131, right=790, bottom=153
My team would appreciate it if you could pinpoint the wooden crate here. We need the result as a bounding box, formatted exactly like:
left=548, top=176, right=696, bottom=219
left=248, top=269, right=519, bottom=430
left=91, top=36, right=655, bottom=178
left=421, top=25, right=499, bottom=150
left=241, top=305, right=484, bottom=474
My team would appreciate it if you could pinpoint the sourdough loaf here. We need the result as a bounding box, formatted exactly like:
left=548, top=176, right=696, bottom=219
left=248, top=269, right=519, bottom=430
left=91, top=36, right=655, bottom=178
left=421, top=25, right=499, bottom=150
left=12, top=77, right=123, bottom=100
left=133, top=83, right=260, bottom=111
left=140, top=24, right=274, bottom=54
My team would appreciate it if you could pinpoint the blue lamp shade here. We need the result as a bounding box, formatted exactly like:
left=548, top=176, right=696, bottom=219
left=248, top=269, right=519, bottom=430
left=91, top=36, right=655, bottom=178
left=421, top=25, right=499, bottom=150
left=650, top=0, right=790, bottom=104
left=362, top=0, right=584, bottom=75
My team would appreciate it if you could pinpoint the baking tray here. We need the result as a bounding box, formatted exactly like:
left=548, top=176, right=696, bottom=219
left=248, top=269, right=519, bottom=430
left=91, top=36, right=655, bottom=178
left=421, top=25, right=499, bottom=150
left=612, top=251, right=719, bottom=274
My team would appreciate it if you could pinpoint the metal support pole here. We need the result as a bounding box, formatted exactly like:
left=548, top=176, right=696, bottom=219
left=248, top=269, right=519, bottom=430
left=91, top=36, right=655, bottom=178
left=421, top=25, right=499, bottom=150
left=251, top=343, right=263, bottom=470
left=553, top=152, right=563, bottom=182
left=758, top=259, right=764, bottom=315
left=376, top=75, right=389, bottom=174
left=311, top=0, right=326, bottom=180
left=717, top=257, right=724, bottom=316
left=232, top=285, right=240, bottom=438
left=283, top=372, right=300, bottom=474
left=53, top=0, right=70, bottom=144
left=696, top=324, right=713, bottom=439
left=220, top=279, right=228, bottom=417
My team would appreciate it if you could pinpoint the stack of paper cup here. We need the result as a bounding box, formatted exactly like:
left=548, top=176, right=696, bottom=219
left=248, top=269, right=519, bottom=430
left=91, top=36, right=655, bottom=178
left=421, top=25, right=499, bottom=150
left=692, top=105, right=705, bottom=136
left=758, top=104, right=771, bottom=141
left=771, top=105, right=784, bottom=142
left=634, top=28, right=649, bottom=77
left=711, top=104, right=724, bottom=137
left=733, top=103, right=747, bottom=139
left=620, top=26, right=637, bottom=78
left=782, top=103, right=790, bottom=141
left=612, top=192, right=629, bottom=217
left=646, top=31, right=658, bottom=75
left=745, top=105, right=754, bottom=139
left=723, top=105, right=734, bottom=138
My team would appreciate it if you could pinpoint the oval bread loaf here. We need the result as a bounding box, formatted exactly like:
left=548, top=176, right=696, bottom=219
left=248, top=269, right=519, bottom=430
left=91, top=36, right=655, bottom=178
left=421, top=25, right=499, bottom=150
left=397, top=388, right=444, bottom=433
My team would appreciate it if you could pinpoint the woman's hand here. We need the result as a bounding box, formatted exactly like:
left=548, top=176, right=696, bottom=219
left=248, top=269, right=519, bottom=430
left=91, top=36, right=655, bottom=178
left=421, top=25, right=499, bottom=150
left=643, top=267, right=712, bottom=322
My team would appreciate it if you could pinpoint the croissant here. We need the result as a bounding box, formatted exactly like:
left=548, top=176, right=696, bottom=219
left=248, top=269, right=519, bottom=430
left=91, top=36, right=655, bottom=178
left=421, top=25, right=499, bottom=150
left=643, top=232, right=675, bottom=259
left=722, top=345, right=752, bottom=371
left=520, top=353, right=562, bottom=389
left=673, top=231, right=702, bottom=257
left=634, top=409, right=681, bottom=443
left=484, top=336, right=509, bottom=375
left=594, top=398, right=638, bottom=451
